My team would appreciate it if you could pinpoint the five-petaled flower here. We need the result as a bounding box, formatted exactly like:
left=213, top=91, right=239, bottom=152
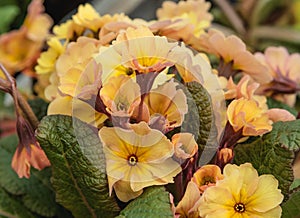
left=198, top=163, right=283, bottom=218
left=99, top=121, right=181, bottom=202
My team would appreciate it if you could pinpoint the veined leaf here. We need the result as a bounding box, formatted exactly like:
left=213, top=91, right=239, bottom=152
left=36, top=115, right=120, bottom=218
left=117, top=186, right=173, bottom=218
left=282, top=190, right=300, bottom=218
left=234, top=122, right=297, bottom=200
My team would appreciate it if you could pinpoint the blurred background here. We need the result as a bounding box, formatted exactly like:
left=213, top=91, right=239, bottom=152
left=1, top=0, right=300, bottom=52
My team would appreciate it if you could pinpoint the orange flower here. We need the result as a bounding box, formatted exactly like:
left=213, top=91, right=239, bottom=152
left=0, top=0, right=52, bottom=76
left=227, top=98, right=272, bottom=136
left=197, top=29, right=271, bottom=84
left=255, top=46, right=300, bottom=106
left=11, top=116, right=50, bottom=178
left=192, top=165, right=224, bottom=193
left=154, top=0, right=212, bottom=47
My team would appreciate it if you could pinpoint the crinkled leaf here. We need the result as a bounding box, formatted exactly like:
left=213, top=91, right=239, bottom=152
left=267, top=97, right=298, bottom=117
left=183, top=81, right=217, bottom=165
left=234, top=134, right=294, bottom=200
left=0, top=5, right=19, bottom=34
left=0, top=134, right=65, bottom=217
left=117, top=186, right=173, bottom=218
left=0, top=187, right=35, bottom=218
left=267, top=120, right=300, bottom=151
left=282, top=190, right=300, bottom=218
left=36, top=115, right=120, bottom=218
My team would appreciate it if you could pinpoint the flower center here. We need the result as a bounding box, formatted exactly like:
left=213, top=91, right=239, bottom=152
left=234, top=203, right=245, bottom=213
left=127, top=155, right=138, bottom=166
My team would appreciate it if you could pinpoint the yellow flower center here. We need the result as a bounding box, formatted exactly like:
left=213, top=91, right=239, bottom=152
left=128, top=155, right=138, bottom=166
left=234, top=203, right=245, bottom=213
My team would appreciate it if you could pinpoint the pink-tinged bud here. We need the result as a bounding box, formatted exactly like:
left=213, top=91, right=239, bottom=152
left=217, top=148, right=234, bottom=167
left=11, top=116, right=50, bottom=178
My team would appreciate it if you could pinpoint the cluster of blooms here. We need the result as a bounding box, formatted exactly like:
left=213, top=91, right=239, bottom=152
left=1, top=0, right=300, bottom=217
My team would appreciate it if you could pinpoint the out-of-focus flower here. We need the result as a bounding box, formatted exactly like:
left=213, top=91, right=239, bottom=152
left=198, top=163, right=283, bottom=218
left=99, top=121, right=181, bottom=202
left=216, top=148, right=234, bottom=167
left=197, top=29, right=271, bottom=84
left=0, top=0, right=52, bottom=76
left=227, top=98, right=272, bottom=136
left=224, top=75, right=266, bottom=107
left=191, top=165, right=223, bottom=193
left=255, top=46, right=300, bottom=107
left=35, top=37, right=65, bottom=75
left=175, top=181, right=201, bottom=218
left=154, top=0, right=212, bottom=47
left=172, top=133, right=198, bottom=160
left=11, top=116, right=50, bottom=178
left=57, top=37, right=101, bottom=97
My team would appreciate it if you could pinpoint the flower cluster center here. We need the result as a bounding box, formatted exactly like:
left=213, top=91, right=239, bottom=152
left=128, top=155, right=138, bottom=166
left=234, top=203, right=246, bottom=213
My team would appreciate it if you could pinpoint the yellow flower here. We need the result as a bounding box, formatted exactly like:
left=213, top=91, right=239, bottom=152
left=52, top=20, right=85, bottom=40
left=198, top=163, right=283, bottom=218
left=57, top=36, right=101, bottom=97
left=35, top=37, right=65, bottom=74
left=197, top=29, right=272, bottom=84
left=255, top=46, right=300, bottom=107
left=224, top=75, right=266, bottom=108
left=47, top=96, right=106, bottom=128
left=143, top=80, right=188, bottom=131
left=227, top=98, right=272, bottom=136
left=100, top=74, right=140, bottom=117
left=72, top=3, right=103, bottom=32
left=192, top=165, right=223, bottom=193
left=175, top=181, right=202, bottom=218
left=98, top=122, right=181, bottom=202
left=154, top=0, right=212, bottom=47
left=95, top=26, right=178, bottom=81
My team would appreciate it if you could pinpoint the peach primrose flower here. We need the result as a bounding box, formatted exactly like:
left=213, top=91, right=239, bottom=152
left=11, top=116, right=50, bottom=178
left=172, top=133, right=198, bottom=160
left=192, top=165, right=224, bottom=193
left=227, top=98, right=272, bottom=136
left=255, top=46, right=300, bottom=106
left=198, top=163, right=284, bottom=218
left=175, top=181, right=202, bottom=218
left=99, top=122, right=181, bottom=202
left=225, top=75, right=266, bottom=106
left=0, top=0, right=52, bottom=76
left=197, top=29, right=272, bottom=84
left=96, top=26, right=178, bottom=82
left=100, top=74, right=140, bottom=118
left=143, top=80, right=188, bottom=131
left=154, top=0, right=212, bottom=47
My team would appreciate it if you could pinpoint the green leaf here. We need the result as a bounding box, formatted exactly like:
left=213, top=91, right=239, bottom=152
left=234, top=132, right=295, bottom=200
left=282, top=191, right=300, bottom=218
left=183, top=81, right=217, bottom=165
left=117, top=186, right=173, bottom=218
left=290, top=179, right=300, bottom=191
left=0, top=187, right=35, bottom=218
left=267, top=120, right=300, bottom=151
left=267, top=97, right=298, bottom=117
left=36, top=115, right=120, bottom=218
left=0, top=5, right=19, bottom=34
left=0, top=135, right=66, bottom=217
left=28, top=98, right=49, bottom=121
